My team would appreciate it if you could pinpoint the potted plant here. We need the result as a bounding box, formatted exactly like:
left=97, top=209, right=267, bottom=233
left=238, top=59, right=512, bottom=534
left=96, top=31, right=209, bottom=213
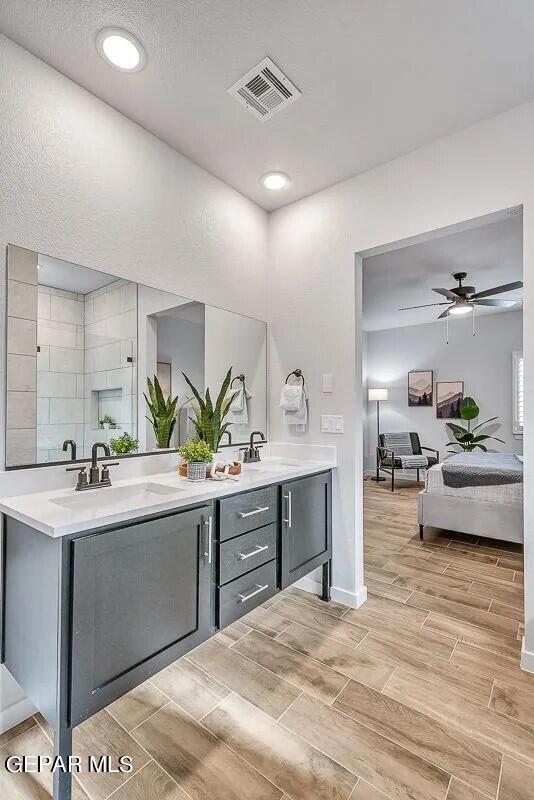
left=109, top=432, right=139, bottom=455
left=446, top=396, right=505, bottom=453
left=144, top=375, right=179, bottom=449
left=182, top=367, right=238, bottom=452
left=100, top=414, right=115, bottom=430
left=179, top=438, right=212, bottom=481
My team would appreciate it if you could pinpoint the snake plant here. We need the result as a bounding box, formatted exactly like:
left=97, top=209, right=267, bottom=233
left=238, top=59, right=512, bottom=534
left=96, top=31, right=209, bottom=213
left=144, top=375, right=179, bottom=449
left=182, top=367, right=237, bottom=452
left=446, top=396, right=505, bottom=453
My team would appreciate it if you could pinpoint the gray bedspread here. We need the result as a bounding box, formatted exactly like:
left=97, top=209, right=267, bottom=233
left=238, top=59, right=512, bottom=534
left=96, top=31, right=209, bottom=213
left=442, top=452, right=523, bottom=488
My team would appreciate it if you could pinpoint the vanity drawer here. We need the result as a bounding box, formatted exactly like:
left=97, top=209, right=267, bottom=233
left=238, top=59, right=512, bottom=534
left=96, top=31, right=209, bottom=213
left=219, top=523, right=277, bottom=584
left=219, top=486, right=278, bottom=541
left=218, top=560, right=277, bottom=628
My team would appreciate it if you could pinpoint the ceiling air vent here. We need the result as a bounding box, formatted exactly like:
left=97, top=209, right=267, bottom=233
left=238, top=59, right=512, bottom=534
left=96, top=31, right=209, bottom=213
left=228, top=57, right=301, bottom=121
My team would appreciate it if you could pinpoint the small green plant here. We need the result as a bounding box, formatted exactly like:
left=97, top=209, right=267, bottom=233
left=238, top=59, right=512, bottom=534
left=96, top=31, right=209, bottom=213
left=144, top=375, right=179, bottom=448
left=182, top=367, right=238, bottom=452
left=100, top=414, right=115, bottom=428
left=109, top=432, right=139, bottom=454
left=178, top=438, right=212, bottom=464
left=446, top=396, right=505, bottom=453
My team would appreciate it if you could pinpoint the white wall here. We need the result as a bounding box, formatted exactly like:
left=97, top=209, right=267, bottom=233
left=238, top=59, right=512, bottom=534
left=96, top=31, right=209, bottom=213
left=364, top=311, right=523, bottom=471
left=0, top=36, right=268, bottom=730
left=269, top=98, right=534, bottom=667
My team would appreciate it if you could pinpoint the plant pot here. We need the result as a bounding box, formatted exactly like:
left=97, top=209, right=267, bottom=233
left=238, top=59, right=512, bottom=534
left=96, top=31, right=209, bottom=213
left=179, top=461, right=241, bottom=478
left=102, top=423, right=110, bottom=430
left=186, top=461, right=208, bottom=481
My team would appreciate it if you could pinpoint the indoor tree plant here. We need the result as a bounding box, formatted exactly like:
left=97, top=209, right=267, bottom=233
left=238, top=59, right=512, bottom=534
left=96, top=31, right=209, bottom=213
left=182, top=367, right=238, bottom=452
left=144, top=375, right=180, bottom=449
left=179, top=438, right=212, bottom=481
left=446, top=396, right=505, bottom=453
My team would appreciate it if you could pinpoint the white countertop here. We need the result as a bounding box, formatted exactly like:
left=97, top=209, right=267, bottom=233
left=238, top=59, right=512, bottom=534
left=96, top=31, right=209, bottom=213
left=0, top=457, right=335, bottom=537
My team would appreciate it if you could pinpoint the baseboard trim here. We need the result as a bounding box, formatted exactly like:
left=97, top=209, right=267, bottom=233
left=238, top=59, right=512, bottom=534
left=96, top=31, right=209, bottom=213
left=0, top=697, right=35, bottom=736
left=520, top=638, right=534, bottom=673
left=294, top=575, right=367, bottom=609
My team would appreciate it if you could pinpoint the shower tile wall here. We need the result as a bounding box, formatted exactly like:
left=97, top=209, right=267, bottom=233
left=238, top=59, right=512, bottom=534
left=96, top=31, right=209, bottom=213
left=83, top=279, right=137, bottom=457
left=37, top=287, right=85, bottom=462
left=6, top=245, right=38, bottom=466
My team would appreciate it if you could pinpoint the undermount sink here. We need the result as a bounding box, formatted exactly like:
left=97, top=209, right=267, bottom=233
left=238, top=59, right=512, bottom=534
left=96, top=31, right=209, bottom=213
left=52, top=482, right=184, bottom=511
left=244, top=459, right=301, bottom=472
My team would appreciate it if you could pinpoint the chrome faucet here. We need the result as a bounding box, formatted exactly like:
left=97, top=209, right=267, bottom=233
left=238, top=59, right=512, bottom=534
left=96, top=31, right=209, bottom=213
left=240, top=431, right=266, bottom=463
left=62, top=439, right=77, bottom=461
left=66, top=442, right=119, bottom=491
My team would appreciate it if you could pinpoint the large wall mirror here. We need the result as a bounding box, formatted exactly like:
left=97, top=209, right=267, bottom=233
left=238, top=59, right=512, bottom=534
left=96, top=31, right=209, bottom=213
left=5, top=244, right=267, bottom=468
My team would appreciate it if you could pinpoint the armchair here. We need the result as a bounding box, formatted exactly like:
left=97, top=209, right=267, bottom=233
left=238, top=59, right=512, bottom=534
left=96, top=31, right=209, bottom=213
left=376, top=432, right=439, bottom=492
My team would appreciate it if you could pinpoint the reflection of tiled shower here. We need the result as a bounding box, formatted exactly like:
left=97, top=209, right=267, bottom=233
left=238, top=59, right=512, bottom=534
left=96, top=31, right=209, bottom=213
left=37, top=286, right=85, bottom=462
left=83, top=280, right=137, bottom=458
left=35, top=278, right=137, bottom=461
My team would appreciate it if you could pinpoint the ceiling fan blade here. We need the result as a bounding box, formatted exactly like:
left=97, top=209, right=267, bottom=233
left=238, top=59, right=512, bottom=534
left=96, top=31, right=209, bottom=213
left=432, top=287, right=459, bottom=301
left=398, top=302, right=449, bottom=311
left=437, top=309, right=450, bottom=319
left=473, top=298, right=519, bottom=307
left=470, top=281, right=523, bottom=300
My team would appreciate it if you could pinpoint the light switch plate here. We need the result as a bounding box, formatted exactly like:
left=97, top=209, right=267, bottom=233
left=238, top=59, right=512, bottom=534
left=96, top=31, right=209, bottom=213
left=321, top=414, right=344, bottom=434
left=322, top=374, right=334, bottom=393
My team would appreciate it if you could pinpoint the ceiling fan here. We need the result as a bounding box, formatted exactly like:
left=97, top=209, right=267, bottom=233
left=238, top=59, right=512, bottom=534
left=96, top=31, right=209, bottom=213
left=399, top=272, right=523, bottom=318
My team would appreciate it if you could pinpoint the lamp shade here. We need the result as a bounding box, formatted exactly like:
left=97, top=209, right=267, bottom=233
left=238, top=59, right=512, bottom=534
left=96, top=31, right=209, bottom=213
left=368, top=388, right=389, bottom=402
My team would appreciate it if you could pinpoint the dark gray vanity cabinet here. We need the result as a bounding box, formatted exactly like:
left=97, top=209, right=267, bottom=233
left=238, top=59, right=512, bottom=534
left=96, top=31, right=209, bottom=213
left=1, top=470, right=332, bottom=800
left=214, top=472, right=332, bottom=627
left=70, top=506, right=212, bottom=724
left=280, top=471, right=332, bottom=589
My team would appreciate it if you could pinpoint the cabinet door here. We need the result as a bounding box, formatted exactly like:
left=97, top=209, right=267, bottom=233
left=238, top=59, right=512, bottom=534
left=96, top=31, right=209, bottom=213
left=280, top=472, right=332, bottom=589
left=70, top=506, right=212, bottom=725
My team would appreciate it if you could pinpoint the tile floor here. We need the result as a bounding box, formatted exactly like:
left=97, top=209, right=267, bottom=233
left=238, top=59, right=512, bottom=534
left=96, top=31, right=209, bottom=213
left=1, top=481, right=533, bottom=799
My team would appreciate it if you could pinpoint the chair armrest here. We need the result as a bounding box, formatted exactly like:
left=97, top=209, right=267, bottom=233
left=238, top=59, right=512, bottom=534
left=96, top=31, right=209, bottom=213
left=377, top=446, right=394, bottom=457
left=421, top=446, right=440, bottom=460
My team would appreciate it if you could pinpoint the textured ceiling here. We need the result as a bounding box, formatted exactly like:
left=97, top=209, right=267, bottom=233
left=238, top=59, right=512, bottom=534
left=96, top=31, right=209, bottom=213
left=2, top=1, right=534, bottom=210
left=363, top=215, right=523, bottom=331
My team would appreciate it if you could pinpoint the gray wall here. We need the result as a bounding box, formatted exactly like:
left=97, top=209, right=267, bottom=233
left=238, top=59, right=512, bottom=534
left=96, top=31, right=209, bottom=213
left=364, top=310, right=523, bottom=470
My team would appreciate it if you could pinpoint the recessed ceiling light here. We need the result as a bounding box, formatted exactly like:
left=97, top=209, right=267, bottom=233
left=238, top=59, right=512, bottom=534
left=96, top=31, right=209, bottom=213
left=96, top=28, right=146, bottom=72
left=260, top=172, right=291, bottom=190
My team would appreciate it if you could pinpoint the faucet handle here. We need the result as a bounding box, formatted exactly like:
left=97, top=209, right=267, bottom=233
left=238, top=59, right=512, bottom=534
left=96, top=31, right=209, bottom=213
left=101, top=462, right=119, bottom=484
left=66, top=465, right=88, bottom=490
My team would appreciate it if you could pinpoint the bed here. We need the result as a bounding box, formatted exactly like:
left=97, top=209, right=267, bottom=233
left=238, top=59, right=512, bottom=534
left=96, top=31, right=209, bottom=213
left=418, top=453, right=523, bottom=544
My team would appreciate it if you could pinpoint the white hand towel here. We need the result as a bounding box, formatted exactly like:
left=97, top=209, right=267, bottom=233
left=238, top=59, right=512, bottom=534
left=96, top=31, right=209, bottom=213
left=230, top=386, right=245, bottom=412
left=281, top=384, right=307, bottom=430
left=226, top=386, right=251, bottom=425
left=279, top=384, right=304, bottom=411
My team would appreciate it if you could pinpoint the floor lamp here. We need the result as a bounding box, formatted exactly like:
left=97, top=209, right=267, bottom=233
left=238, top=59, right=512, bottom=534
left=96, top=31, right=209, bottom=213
left=368, top=388, right=389, bottom=482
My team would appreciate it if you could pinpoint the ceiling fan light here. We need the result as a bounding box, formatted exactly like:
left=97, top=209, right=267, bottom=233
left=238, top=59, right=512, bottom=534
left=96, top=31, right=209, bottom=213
left=449, top=302, right=472, bottom=316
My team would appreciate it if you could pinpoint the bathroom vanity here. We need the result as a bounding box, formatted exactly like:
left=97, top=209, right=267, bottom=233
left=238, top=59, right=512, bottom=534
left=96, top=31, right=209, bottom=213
left=0, top=459, right=332, bottom=800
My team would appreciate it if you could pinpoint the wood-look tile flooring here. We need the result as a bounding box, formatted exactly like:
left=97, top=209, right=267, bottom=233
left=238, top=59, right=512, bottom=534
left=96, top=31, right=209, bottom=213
left=2, top=481, right=533, bottom=799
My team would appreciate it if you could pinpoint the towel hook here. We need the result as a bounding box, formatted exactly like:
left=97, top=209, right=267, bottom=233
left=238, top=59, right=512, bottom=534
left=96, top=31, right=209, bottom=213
left=285, top=368, right=305, bottom=389
left=230, top=374, right=245, bottom=388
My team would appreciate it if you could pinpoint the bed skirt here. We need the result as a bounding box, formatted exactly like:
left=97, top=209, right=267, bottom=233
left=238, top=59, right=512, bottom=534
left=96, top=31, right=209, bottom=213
left=417, top=490, right=523, bottom=544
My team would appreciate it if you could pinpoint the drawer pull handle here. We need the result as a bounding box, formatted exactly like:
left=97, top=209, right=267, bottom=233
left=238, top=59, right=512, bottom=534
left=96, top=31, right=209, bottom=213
left=238, top=506, right=270, bottom=519
left=238, top=544, right=269, bottom=561
left=238, top=584, right=269, bottom=603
